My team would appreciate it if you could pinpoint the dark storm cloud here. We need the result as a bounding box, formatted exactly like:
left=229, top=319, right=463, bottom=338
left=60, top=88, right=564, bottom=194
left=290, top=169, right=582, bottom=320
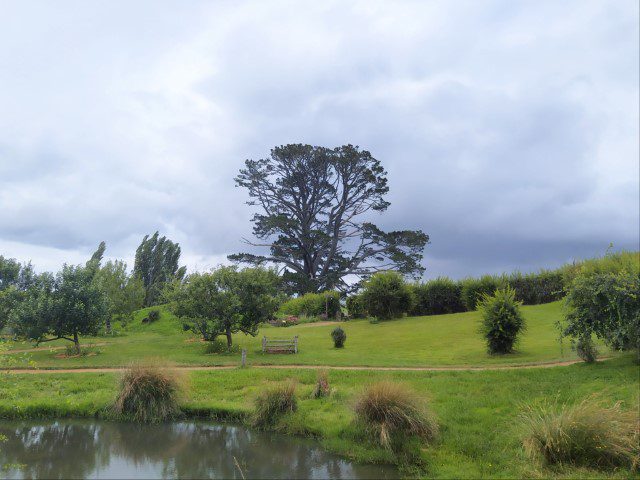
left=0, top=0, right=637, bottom=276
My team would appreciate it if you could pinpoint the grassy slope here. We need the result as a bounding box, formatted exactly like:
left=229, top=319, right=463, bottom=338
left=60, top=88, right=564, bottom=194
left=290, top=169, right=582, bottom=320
left=2, top=301, right=603, bottom=368
left=1, top=355, right=637, bottom=478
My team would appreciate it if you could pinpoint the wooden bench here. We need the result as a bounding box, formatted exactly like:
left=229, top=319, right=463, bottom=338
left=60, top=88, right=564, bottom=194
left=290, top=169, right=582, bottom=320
left=262, top=335, right=298, bottom=354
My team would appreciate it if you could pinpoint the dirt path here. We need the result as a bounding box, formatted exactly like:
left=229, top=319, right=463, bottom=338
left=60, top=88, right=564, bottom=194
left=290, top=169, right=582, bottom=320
left=1, top=358, right=605, bottom=374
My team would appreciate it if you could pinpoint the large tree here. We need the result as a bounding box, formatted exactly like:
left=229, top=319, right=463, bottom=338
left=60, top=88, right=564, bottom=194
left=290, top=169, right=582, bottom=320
left=0, top=256, right=35, bottom=331
left=171, top=266, right=280, bottom=348
left=134, top=232, right=186, bottom=306
left=230, top=144, right=429, bottom=293
left=11, top=265, right=108, bottom=353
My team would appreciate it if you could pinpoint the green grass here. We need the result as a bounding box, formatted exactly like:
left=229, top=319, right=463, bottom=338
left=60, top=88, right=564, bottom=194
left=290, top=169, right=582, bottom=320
left=1, top=301, right=606, bottom=368
left=0, top=355, right=637, bottom=478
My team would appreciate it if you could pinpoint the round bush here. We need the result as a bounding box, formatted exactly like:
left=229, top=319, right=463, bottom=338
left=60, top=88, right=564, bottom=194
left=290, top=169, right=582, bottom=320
left=113, top=364, right=181, bottom=423
left=478, top=286, right=526, bottom=354
left=575, top=336, right=598, bottom=363
left=331, top=327, right=346, bottom=348
left=361, top=271, right=413, bottom=320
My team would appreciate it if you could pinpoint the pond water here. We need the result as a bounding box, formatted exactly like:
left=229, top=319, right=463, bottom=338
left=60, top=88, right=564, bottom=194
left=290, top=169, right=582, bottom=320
left=0, top=420, right=399, bottom=479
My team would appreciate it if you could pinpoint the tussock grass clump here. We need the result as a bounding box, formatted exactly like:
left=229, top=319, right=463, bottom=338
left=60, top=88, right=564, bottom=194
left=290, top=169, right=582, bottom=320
left=520, top=397, right=639, bottom=470
left=312, top=369, right=330, bottom=398
left=113, top=364, right=182, bottom=423
left=354, top=381, right=438, bottom=449
left=252, top=383, right=297, bottom=428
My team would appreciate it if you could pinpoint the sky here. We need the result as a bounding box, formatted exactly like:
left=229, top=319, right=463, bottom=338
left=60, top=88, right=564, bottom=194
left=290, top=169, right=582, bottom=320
left=0, top=0, right=638, bottom=279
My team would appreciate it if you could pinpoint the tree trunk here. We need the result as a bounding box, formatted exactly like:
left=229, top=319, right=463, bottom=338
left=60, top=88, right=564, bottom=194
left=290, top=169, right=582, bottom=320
left=73, top=331, right=80, bottom=354
left=225, top=327, right=233, bottom=348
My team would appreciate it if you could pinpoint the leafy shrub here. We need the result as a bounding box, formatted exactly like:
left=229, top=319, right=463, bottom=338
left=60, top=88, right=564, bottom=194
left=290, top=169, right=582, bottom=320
left=354, top=381, right=438, bottom=450
left=507, top=270, right=564, bottom=305
left=280, top=291, right=340, bottom=318
left=252, top=383, right=297, bottom=428
left=575, top=336, right=598, bottom=363
left=361, top=272, right=414, bottom=320
left=312, top=369, right=330, bottom=398
left=204, top=339, right=241, bottom=354
left=113, top=364, right=182, bottom=423
left=148, top=309, right=160, bottom=322
left=410, top=277, right=465, bottom=316
left=331, top=326, right=346, bottom=348
left=520, top=397, right=639, bottom=470
left=560, top=255, right=640, bottom=354
left=478, top=286, right=526, bottom=354
left=346, top=293, right=368, bottom=318
left=461, top=275, right=504, bottom=311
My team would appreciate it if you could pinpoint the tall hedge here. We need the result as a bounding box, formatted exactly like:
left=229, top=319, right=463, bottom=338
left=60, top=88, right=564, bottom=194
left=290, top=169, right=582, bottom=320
left=460, top=275, right=505, bottom=311
left=280, top=291, right=340, bottom=318
left=410, top=277, right=465, bottom=316
left=507, top=270, right=564, bottom=305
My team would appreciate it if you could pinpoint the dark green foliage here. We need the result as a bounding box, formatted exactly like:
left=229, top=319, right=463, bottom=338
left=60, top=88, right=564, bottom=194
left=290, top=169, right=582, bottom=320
left=346, top=293, right=368, bottom=318
left=478, top=287, right=526, bottom=354
left=203, top=338, right=241, bottom=354
left=0, top=257, right=34, bottom=331
left=507, top=270, right=564, bottom=305
left=171, top=266, right=280, bottom=348
left=560, top=253, right=639, bottom=354
left=361, top=271, right=413, bottom=320
left=148, top=309, right=160, bottom=322
left=280, top=291, right=340, bottom=318
left=410, top=277, right=464, bottom=316
left=113, top=364, right=181, bottom=423
left=520, top=397, right=639, bottom=470
left=230, top=144, right=428, bottom=294
left=134, top=232, right=187, bottom=306
left=11, top=265, right=109, bottom=353
left=331, top=326, right=346, bottom=348
left=354, top=381, right=438, bottom=450
left=461, top=275, right=504, bottom=311
left=252, top=383, right=297, bottom=428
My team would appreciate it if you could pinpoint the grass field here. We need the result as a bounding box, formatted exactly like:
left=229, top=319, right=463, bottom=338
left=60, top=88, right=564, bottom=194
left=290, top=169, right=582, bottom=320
left=1, top=355, right=637, bottom=478
left=1, top=301, right=638, bottom=478
left=1, top=301, right=609, bottom=368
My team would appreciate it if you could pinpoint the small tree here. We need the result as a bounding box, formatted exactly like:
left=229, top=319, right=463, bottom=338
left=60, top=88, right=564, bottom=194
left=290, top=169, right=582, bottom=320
left=95, top=260, right=145, bottom=332
left=331, top=327, right=346, bottom=348
left=361, top=271, right=414, bottom=320
left=560, top=266, right=639, bottom=360
left=171, top=266, right=280, bottom=348
left=11, top=265, right=108, bottom=353
left=478, top=286, right=526, bottom=354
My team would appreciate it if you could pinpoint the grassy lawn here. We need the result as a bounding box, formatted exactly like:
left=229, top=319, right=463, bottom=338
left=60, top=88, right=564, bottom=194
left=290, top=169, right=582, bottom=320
left=1, top=301, right=606, bottom=368
left=0, top=355, right=637, bottom=478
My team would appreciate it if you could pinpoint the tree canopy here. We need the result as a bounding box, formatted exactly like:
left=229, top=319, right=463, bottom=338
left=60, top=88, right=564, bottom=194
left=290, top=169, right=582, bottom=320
left=230, top=144, right=428, bottom=294
left=170, top=266, right=280, bottom=348
left=134, top=232, right=186, bottom=306
left=11, top=264, right=108, bottom=352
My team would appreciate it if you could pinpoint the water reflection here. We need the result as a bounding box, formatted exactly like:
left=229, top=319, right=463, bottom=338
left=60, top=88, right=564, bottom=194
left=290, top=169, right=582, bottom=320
left=0, top=420, right=398, bottom=479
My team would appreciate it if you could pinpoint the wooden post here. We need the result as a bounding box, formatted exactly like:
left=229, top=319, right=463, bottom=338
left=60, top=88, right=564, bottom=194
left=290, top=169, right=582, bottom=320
left=294, top=335, right=298, bottom=354
left=241, top=349, right=247, bottom=368
left=262, top=336, right=267, bottom=353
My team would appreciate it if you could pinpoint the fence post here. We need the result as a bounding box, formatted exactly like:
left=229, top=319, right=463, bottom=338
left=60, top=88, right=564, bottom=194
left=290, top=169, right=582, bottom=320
left=241, top=349, right=247, bottom=368
left=294, top=335, right=298, bottom=354
left=262, top=336, right=266, bottom=353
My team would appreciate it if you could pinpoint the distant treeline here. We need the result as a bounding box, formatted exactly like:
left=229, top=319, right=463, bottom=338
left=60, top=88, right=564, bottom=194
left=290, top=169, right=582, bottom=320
left=347, top=252, right=639, bottom=318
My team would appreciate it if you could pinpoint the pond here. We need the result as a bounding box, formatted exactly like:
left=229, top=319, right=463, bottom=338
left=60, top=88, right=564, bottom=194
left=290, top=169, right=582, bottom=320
left=0, top=420, right=399, bottom=479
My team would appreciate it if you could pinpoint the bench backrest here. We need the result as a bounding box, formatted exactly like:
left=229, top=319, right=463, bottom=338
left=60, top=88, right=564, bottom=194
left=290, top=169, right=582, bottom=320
left=262, top=335, right=298, bottom=353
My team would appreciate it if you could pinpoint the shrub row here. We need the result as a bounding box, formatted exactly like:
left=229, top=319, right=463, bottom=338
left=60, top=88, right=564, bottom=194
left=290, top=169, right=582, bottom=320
left=348, top=267, right=569, bottom=318
left=280, top=290, right=340, bottom=318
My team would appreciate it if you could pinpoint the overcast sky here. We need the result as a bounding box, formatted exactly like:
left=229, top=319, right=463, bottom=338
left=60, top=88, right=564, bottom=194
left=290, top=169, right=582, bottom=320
left=0, top=0, right=638, bottom=279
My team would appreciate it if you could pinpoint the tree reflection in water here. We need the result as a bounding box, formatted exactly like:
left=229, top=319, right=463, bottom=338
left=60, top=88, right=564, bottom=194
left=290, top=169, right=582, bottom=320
left=0, top=420, right=398, bottom=479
